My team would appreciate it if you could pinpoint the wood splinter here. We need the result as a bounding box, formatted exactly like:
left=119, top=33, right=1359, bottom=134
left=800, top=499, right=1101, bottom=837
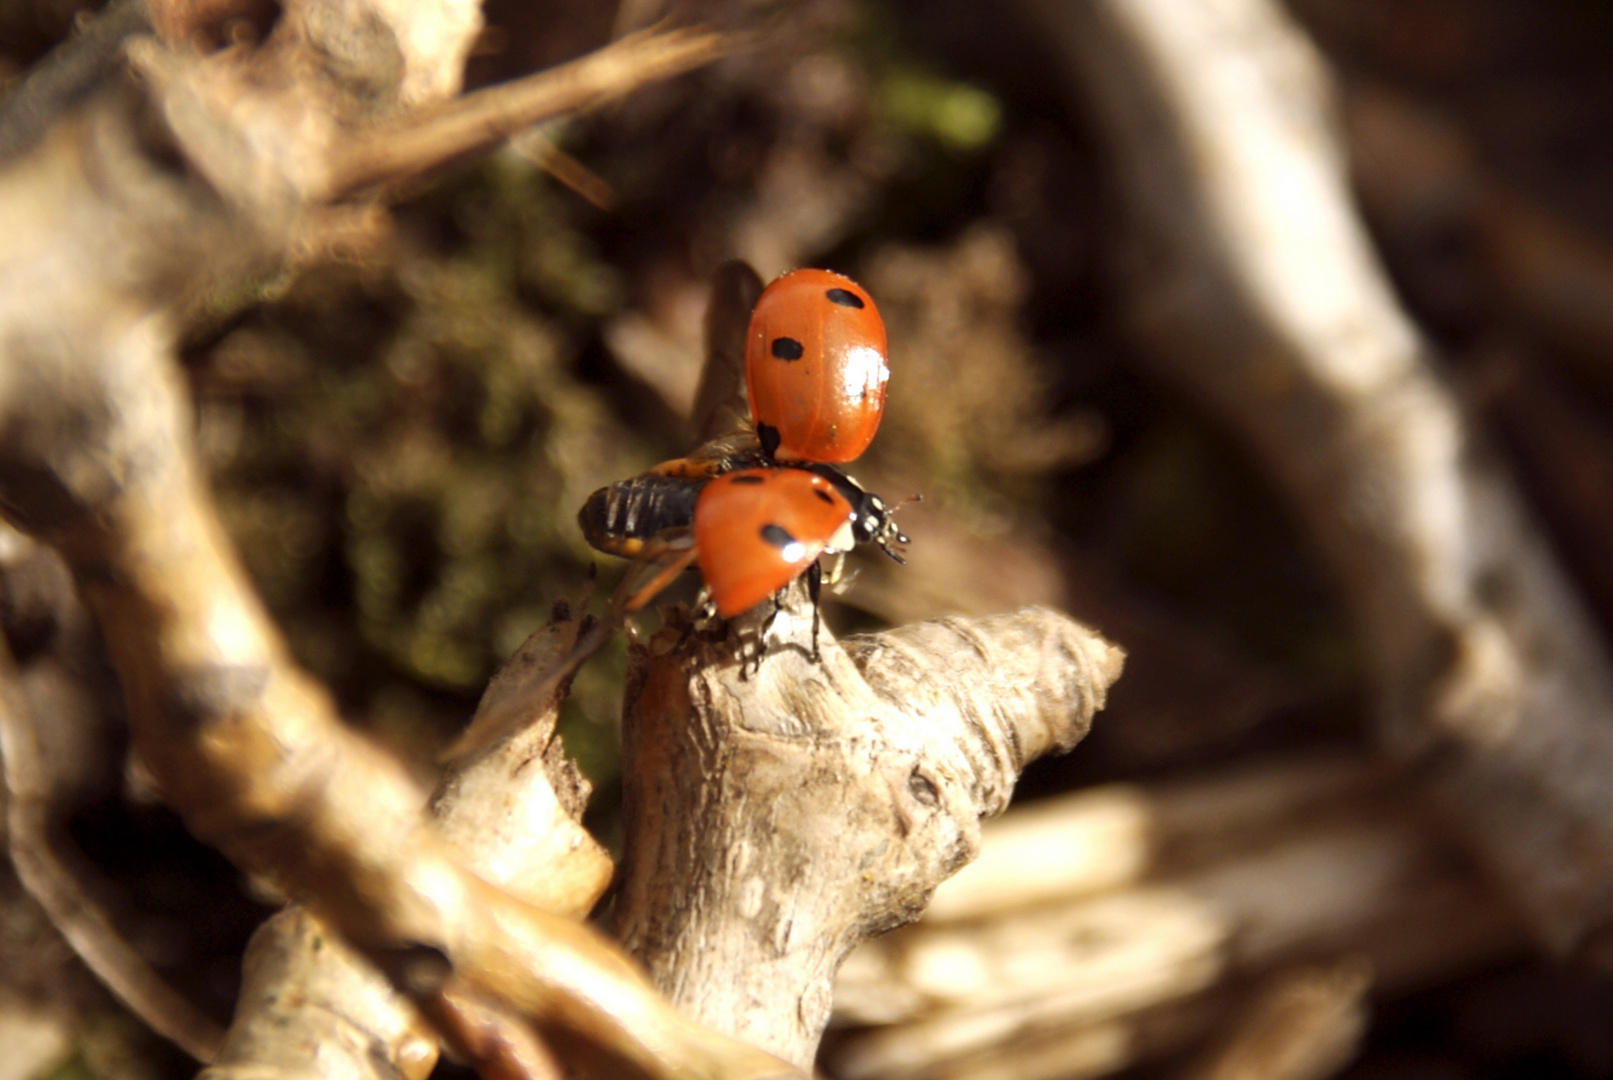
left=612, top=592, right=1124, bottom=1070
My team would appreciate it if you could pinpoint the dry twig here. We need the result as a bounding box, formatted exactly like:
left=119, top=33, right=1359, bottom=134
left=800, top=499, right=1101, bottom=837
left=323, top=27, right=726, bottom=199
left=199, top=617, right=616, bottom=1080
left=827, top=754, right=1523, bottom=1080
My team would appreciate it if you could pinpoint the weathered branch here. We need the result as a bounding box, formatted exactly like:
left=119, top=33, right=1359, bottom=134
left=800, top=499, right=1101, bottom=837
left=1014, top=0, right=1613, bottom=954
left=200, top=617, right=616, bottom=1080
left=612, top=599, right=1123, bottom=1069
left=827, top=754, right=1524, bottom=1080
left=203, top=907, right=437, bottom=1080
left=0, top=3, right=793, bottom=1076
left=0, top=295, right=796, bottom=1076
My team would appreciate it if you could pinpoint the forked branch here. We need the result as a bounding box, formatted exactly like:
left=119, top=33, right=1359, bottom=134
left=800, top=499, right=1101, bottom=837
left=614, top=600, right=1122, bottom=1068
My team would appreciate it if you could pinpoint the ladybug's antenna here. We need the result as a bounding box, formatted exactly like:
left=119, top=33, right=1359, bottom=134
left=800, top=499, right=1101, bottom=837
left=874, top=492, right=919, bottom=565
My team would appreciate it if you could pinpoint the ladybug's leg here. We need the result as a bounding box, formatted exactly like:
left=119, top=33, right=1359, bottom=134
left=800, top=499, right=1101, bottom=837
left=752, top=597, right=784, bottom=674
left=692, top=587, right=717, bottom=623
left=806, top=561, right=823, bottom=663
left=879, top=493, right=921, bottom=564
left=670, top=614, right=696, bottom=654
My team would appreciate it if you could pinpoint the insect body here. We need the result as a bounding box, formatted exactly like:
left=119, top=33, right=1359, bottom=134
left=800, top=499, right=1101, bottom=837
left=745, top=269, right=889, bottom=465
left=579, top=460, right=906, bottom=570
left=692, top=468, right=856, bottom=618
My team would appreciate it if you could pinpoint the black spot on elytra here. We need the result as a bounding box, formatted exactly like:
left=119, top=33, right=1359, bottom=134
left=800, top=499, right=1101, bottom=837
left=759, top=523, right=797, bottom=549
left=813, top=489, right=835, bottom=505
left=731, top=474, right=766, bottom=486
left=825, top=287, right=864, bottom=308
left=771, top=336, right=805, bottom=361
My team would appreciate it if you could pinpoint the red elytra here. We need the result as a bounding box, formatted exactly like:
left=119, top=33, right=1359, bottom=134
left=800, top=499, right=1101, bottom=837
left=745, top=269, right=889, bottom=465
left=693, top=468, right=855, bottom=617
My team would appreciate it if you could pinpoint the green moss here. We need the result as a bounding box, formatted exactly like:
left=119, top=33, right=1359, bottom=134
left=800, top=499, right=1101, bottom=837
left=877, top=68, right=1002, bottom=153
left=196, top=156, right=657, bottom=732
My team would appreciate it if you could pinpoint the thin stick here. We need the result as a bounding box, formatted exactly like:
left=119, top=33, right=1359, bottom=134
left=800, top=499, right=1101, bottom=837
left=325, top=27, right=729, bottom=199
left=442, top=548, right=699, bottom=760
left=511, top=129, right=618, bottom=211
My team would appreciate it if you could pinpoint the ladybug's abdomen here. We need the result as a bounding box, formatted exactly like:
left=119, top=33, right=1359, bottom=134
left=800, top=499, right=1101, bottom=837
left=578, top=474, right=705, bottom=557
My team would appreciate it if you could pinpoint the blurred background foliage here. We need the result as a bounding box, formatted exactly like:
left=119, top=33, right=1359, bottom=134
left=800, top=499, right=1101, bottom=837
left=178, top=0, right=1360, bottom=784
left=6, top=0, right=1613, bottom=1077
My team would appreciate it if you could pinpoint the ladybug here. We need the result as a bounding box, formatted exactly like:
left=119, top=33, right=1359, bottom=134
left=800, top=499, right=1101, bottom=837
left=574, top=264, right=904, bottom=640
left=454, top=267, right=905, bottom=756
left=579, top=463, right=907, bottom=570
left=578, top=467, right=862, bottom=662
left=745, top=269, right=889, bottom=465
left=692, top=468, right=855, bottom=618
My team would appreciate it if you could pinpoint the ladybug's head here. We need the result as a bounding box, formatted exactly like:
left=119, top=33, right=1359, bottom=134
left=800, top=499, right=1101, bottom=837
left=800, top=464, right=911, bottom=565
left=849, top=491, right=909, bottom=565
